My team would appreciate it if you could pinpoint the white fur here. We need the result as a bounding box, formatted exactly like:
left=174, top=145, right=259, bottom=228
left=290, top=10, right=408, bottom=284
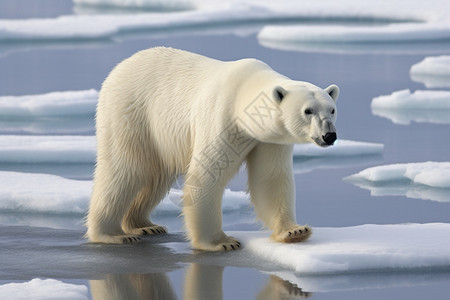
left=86, top=47, right=339, bottom=251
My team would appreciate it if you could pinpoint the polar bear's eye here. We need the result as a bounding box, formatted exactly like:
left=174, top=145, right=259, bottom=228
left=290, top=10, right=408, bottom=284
left=304, top=109, right=312, bottom=115
left=331, top=109, right=335, bottom=114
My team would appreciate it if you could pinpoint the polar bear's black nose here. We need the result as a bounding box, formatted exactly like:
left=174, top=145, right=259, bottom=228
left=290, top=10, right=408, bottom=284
left=323, top=132, right=337, bottom=145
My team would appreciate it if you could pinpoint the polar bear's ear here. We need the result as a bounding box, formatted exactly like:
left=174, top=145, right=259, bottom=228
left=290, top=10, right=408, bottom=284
left=273, top=86, right=287, bottom=102
left=325, top=84, right=339, bottom=103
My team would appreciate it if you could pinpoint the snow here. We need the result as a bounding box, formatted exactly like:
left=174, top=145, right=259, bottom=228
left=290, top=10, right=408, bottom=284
left=293, top=139, right=383, bottom=157
left=344, top=162, right=450, bottom=202
left=0, top=135, right=96, bottom=163
left=0, top=279, right=88, bottom=300
left=233, top=223, right=450, bottom=275
left=0, top=171, right=248, bottom=215
left=371, top=89, right=450, bottom=125
left=410, top=56, right=450, bottom=88
left=0, top=90, right=97, bottom=119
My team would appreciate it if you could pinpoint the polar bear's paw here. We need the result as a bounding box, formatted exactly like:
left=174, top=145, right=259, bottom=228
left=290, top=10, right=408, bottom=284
left=273, top=225, right=312, bottom=243
left=193, top=235, right=242, bottom=252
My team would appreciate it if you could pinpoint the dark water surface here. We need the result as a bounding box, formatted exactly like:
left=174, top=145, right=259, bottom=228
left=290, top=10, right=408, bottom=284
left=1, top=1, right=450, bottom=299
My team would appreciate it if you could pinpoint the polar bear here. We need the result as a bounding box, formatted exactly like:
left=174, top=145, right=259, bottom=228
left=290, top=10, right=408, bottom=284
left=86, top=47, right=339, bottom=251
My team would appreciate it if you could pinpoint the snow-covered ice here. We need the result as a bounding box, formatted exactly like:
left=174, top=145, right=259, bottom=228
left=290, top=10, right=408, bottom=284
left=346, top=162, right=450, bottom=189
left=411, top=55, right=450, bottom=77
left=0, top=172, right=92, bottom=214
left=0, top=279, right=88, bottom=300
left=345, top=162, right=450, bottom=202
left=258, top=23, right=450, bottom=55
left=410, top=56, right=450, bottom=88
left=255, top=0, right=450, bottom=54
left=0, top=90, right=97, bottom=119
left=233, top=223, right=450, bottom=274
left=371, top=89, right=450, bottom=125
left=0, top=135, right=96, bottom=164
left=0, top=171, right=248, bottom=215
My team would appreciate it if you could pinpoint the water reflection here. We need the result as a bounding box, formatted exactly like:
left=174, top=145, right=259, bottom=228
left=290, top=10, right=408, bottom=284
left=90, top=273, right=177, bottom=300
left=371, top=107, right=450, bottom=125
left=90, top=265, right=311, bottom=300
left=344, top=178, right=450, bottom=203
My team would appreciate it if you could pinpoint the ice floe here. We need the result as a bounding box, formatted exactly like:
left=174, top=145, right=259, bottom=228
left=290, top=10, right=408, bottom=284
left=258, top=22, right=450, bottom=55
left=0, top=135, right=96, bottom=164
left=0, top=90, right=97, bottom=119
left=0, top=171, right=248, bottom=215
left=410, top=55, right=450, bottom=88
left=0, top=90, right=97, bottom=134
left=233, top=223, right=450, bottom=275
left=0, top=278, right=88, bottom=300
left=344, top=162, right=450, bottom=202
left=371, top=89, right=450, bottom=125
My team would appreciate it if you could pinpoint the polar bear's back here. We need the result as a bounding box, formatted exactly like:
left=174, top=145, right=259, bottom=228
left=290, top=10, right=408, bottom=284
left=96, top=47, right=227, bottom=172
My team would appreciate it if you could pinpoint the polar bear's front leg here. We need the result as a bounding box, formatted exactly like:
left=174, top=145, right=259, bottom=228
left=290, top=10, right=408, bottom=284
left=247, top=143, right=312, bottom=243
left=183, top=180, right=241, bottom=251
left=183, top=163, right=242, bottom=251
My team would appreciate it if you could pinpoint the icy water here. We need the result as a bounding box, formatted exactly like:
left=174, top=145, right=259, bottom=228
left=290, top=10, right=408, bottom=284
left=1, top=1, right=450, bottom=299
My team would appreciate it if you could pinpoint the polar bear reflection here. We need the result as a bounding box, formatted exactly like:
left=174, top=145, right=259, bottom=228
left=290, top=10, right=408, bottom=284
left=90, top=264, right=310, bottom=299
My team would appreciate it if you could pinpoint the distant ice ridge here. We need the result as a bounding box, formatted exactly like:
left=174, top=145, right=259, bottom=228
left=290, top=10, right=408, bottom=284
left=0, top=4, right=279, bottom=41
left=344, top=162, right=450, bottom=202
left=371, top=89, right=450, bottom=125
left=1, top=0, right=449, bottom=43
left=233, top=223, right=450, bottom=274
left=0, top=278, right=88, bottom=300
left=410, top=56, right=450, bottom=88
left=0, top=171, right=248, bottom=215
left=0, top=90, right=97, bottom=119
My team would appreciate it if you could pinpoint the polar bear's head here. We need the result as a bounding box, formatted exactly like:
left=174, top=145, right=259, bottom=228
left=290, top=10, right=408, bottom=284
left=243, top=82, right=339, bottom=147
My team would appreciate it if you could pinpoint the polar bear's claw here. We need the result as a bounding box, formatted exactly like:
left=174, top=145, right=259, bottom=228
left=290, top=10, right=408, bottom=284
left=122, top=236, right=141, bottom=243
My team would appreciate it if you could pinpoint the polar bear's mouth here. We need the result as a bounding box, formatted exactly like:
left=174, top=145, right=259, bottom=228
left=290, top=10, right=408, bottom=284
left=312, top=138, right=330, bottom=147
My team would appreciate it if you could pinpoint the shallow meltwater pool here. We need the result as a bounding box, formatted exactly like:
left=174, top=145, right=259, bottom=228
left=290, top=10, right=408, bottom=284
left=1, top=0, right=450, bottom=299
